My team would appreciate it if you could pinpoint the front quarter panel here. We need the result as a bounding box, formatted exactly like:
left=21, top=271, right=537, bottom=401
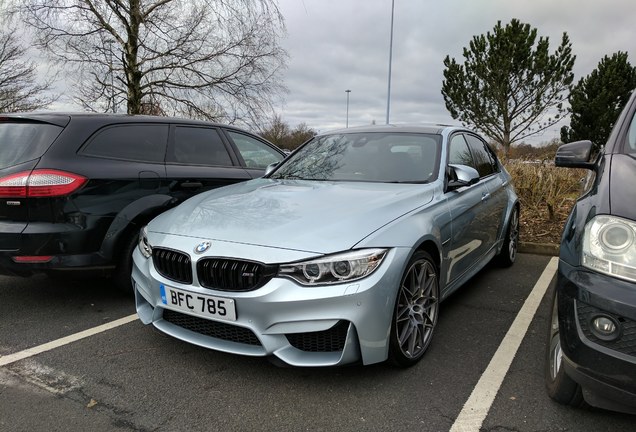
left=356, top=182, right=450, bottom=287
left=355, top=183, right=448, bottom=250
left=559, top=154, right=610, bottom=267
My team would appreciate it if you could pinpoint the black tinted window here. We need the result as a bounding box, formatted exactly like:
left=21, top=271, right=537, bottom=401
left=170, top=127, right=233, bottom=166
left=0, top=122, right=63, bottom=169
left=82, top=124, right=168, bottom=163
left=465, top=134, right=497, bottom=177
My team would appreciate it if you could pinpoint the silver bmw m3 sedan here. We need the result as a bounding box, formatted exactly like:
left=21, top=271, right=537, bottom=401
left=132, top=124, right=519, bottom=367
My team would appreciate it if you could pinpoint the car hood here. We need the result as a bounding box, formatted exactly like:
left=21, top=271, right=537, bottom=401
left=149, top=178, right=435, bottom=254
left=609, top=153, right=636, bottom=220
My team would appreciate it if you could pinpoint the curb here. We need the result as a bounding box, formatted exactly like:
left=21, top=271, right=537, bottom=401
left=519, top=242, right=559, bottom=256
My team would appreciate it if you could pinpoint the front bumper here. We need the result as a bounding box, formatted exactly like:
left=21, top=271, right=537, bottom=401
left=132, top=242, right=410, bottom=367
left=557, top=259, right=636, bottom=414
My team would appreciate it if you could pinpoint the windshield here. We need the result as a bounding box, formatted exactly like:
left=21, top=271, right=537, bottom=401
left=270, top=132, right=441, bottom=183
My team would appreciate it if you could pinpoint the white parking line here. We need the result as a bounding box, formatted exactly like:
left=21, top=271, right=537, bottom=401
left=449, top=256, right=559, bottom=432
left=0, top=314, right=138, bottom=367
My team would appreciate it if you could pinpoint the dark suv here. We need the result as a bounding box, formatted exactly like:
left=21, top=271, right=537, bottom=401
left=545, top=91, right=636, bottom=413
left=0, top=113, right=285, bottom=291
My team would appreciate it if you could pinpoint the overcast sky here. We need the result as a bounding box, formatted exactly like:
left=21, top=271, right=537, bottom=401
left=275, top=0, right=636, bottom=143
left=41, top=0, right=635, bottom=144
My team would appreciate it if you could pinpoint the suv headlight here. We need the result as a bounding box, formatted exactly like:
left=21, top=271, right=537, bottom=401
left=583, top=215, right=636, bottom=282
left=138, top=226, right=153, bottom=259
left=279, top=248, right=388, bottom=286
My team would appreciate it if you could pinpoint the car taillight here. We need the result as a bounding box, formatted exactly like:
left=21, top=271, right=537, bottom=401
left=0, top=170, right=87, bottom=197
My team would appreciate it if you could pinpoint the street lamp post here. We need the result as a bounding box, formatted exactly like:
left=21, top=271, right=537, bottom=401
left=345, top=89, right=351, bottom=128
left=386, top=0, right=395, bottom=124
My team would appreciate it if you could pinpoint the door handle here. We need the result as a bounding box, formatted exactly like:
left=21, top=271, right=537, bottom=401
left=481, top=192, right=491, bottom=202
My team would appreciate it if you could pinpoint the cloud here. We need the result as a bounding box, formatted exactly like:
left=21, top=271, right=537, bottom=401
left=278, top=0, right=636, bottom=143
left=33, top=0, right=636, bottom=145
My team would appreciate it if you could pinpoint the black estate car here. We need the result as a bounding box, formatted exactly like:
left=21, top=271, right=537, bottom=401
left=0, top=113, right=285, bottom=292
left=545, top=92, right=636, bottom=413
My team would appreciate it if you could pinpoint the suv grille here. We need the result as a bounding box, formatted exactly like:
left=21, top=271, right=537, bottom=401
left=162, top=309, right=261, bottom=346
left=197, top=258, right=277, bottom=291
left=286, top=321, right=350, bottom=352
left=153, top=248, right=192, bottom=284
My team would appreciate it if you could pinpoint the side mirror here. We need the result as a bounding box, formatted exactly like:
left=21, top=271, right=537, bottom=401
left=447, top=164, right=480, bottom=190
left=264, top=162, right=279, bottom=176
left=555, top=140, right=596, bottom=170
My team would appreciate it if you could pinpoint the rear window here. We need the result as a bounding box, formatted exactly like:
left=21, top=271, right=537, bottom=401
left=0, top=122, right=63, bottom=169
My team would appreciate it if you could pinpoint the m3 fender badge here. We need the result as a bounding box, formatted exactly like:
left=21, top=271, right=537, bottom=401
left=194, top=241, right=211, bottom=254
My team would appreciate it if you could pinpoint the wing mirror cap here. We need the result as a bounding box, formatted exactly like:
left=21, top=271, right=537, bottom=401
left=447, top=164, right=480, bottom=190
left=555, top=140, right=596, bottom=170
left=265, top=162, right=280, bottom=176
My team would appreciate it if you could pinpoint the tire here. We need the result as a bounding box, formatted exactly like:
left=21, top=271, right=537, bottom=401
left=113, top=231, right=139, bottom=296
left=388, top=250, right=439, bottom=367
left=496, top=205, right=519, bottom=267
left=544, top=289, right=584, bottom=406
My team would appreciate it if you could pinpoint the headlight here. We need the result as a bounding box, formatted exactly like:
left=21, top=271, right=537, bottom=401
left=279, top=248, right=388, bottom=286
left=583, top=215, right=636, bottom=282
left=138, top=226, right=152, bottom=259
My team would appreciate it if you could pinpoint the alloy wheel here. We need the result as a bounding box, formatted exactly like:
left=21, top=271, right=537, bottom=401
left=508, top=208, right=519, bottom=262
left=548, top=294, right=563, bottom=380
left=394, top=258, right=439, bottom=359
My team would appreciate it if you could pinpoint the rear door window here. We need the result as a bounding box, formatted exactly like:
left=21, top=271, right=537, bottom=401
left=81, top=124, right=168, bottom=163
left=0, top=122, right=63, bottom=169
left=169, top=126, right=234, bottom=166
left=464, top=134, right=498, bottom=177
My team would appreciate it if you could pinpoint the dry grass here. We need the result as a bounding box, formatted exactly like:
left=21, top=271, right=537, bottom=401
left=505, top=161, right=587, bottom=245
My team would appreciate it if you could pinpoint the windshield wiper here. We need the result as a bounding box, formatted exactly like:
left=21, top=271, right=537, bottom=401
left=271, top=174, right=304, bottom=180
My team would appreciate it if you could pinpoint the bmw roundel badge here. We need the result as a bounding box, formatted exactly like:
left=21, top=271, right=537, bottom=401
left=194, top=241, right=211, bottom=254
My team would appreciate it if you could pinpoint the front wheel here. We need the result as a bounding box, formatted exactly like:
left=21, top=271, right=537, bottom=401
left=544, top=289, right=583, bottom=406
left=388, top=250, right=439, bottom=367
left=496, top=206, right=519, bottom=267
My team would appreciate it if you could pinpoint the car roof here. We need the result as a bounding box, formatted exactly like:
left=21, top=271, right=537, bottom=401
left=0, top=111, right=249, bottom=131
left=317, top=123, right=467, bottom=136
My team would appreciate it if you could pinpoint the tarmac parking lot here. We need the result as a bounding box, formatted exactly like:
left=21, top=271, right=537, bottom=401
left=1, top=253, right=634, bottom=431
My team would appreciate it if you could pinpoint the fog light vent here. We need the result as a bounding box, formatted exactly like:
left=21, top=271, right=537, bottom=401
left=591, top=315, right=621, bottom=341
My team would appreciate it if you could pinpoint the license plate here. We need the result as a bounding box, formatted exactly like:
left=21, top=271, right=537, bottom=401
left=160, top=284, right=237, bottom=321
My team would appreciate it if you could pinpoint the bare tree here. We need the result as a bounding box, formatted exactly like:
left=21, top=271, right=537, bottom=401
left=0, top=18, right=56, bottom=112
left=259, top=113, right=290, bottom=146
left=259, top=114, right=316, bottom=150
left=13, top=0, right=287, bottom=124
